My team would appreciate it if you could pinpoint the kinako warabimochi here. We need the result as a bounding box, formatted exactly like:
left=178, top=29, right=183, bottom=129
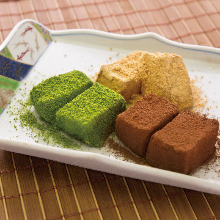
left=139, top=52, right=194, bottom=111
left=30, top=70, right=93, bottom=124
left=96, top=51, right=143, bottom=102
left=56, top=83, right=126, bottom=148
left=96, top=51, right=194, bottom=111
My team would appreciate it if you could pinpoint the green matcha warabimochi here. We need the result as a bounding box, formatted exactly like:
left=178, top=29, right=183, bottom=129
left=30, top=70, right=93, bottom=124
left=56, top=83, right=126, bottom=147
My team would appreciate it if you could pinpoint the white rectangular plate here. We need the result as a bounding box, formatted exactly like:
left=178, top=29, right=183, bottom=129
left=1, top=19, right=220, bottom=195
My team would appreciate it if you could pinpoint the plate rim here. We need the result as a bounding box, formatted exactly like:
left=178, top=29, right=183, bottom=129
left=2, top=19, right=220, bottom=56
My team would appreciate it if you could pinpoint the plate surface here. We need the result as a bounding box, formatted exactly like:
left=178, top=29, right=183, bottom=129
left=1, top=19, right=220, bottom=195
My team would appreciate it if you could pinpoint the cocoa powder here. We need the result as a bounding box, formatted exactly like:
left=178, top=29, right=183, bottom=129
left=104, top=137, right=149, bottom=166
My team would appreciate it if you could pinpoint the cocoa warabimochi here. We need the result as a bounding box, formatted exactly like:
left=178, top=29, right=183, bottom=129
left=146, top=110, right=219, bottom=174
left=115, top=94, right=179, bottom=156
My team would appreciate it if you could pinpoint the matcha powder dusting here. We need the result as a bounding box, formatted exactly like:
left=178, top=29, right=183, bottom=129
left=18, top=98, right=82, bottom=150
